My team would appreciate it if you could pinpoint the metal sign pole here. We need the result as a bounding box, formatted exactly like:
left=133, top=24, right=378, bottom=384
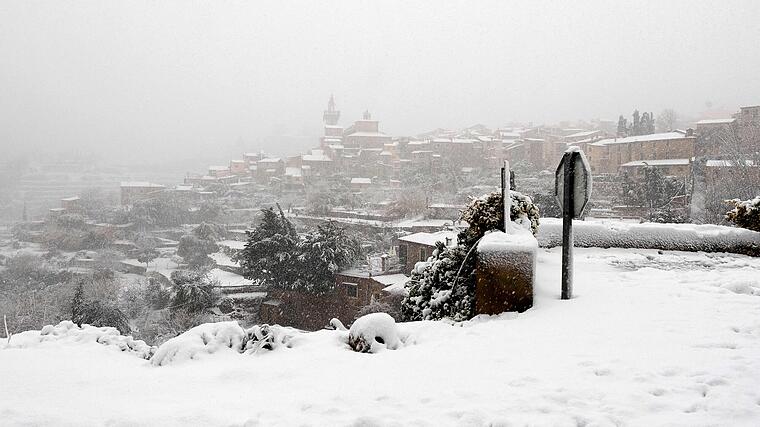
left=502, top=160, right=510, bottom=234
left=561, top=152, right=576, bottom=299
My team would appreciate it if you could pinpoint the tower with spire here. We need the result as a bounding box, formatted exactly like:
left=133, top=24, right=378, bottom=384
left=323, top=94, right=340, bottom=126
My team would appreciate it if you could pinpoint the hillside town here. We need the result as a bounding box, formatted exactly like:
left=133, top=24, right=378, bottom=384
left=1, top=96, right=758, bottom=337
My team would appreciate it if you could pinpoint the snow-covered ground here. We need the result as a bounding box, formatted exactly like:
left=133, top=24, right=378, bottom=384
left=2, top=247, right=760, bottom=426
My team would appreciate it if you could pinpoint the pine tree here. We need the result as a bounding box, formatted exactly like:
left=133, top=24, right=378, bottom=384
left=71, top=283, right=86, bottom=323
left=234, top=208, right=360, bottom=293
left=233, top=206, right=299, bottom=287
left=296, top=221, right=361, bottom=293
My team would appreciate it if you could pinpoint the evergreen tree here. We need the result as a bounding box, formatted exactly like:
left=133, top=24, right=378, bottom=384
left=234, top=207, right=360, bottom=293
left=233, top=206, right=299, bottom=287
left=617, top=115, right=628, bottom=137
left=169, top=270, right=215, bottom=313
left=71, top=282, right=130, bottom=334
left=177, top=234, right=218, bottom=269
left=137, top=247, right=159, bottom=269
left=632, top=110, right=641, bottom=135
left=295, top=221, right=361, bottom=293
left=71, top=283, right=86, bottom=321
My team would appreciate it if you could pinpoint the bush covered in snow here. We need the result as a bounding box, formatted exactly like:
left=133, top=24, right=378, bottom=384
left=72, top=283, right=131, bottom=334
left=242, top=324, right=298, bottom=354
left=150, top=321, right=247, bottom=366
left=402, top=191, right=540, bottom=322
left=169, top=270, right=217, bottom=313
left=2, top=320, right=155, bottom=359
left=348, top=313, right=404, bottom=353
left=402, top=243, right=476, bottom=321
left=725, top=197, right=760, bottom=232
left=150, top=321, right=301, bottom=365
left=459, top=191, right=539, bottom=247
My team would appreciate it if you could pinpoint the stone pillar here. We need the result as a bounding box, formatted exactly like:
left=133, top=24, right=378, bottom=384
left=475, top=229, right=537, bottom=314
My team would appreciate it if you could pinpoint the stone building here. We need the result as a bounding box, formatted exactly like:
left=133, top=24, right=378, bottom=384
left=586, top=131, right=696, bottom=174
left=120, top=182, right=165, bottom=206
left=397, top=230, right=458, bottom=275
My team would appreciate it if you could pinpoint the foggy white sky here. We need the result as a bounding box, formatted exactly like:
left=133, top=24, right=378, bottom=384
left=1, top=0, right=759, bottom=164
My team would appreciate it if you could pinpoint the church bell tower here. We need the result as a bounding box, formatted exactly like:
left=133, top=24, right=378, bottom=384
left=323, top=94, right=340, bottom=126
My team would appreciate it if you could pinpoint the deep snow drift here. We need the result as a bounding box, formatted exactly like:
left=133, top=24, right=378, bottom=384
left=2, top=247, right=760, bottom=426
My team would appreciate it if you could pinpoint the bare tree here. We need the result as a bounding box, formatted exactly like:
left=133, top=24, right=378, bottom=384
left=656, top=109, right=678, bottom=132
left=697, top=121, right=760, bottom=222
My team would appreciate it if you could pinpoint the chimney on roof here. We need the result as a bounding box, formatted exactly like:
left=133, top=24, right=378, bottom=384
left=686, top=128, right=694, bottom=137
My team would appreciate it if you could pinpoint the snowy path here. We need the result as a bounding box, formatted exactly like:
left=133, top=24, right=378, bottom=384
left=1, top=248, right=760, bottom=426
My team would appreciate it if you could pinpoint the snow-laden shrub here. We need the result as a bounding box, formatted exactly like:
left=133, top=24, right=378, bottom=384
left=348, top=313, right=403, bottom=353
left=169, top=270, right=217, bottom=313
left=402, top=243, right=475, bottom=321
left=242, top=324, right=298, bottom=354
left=72, top=283, right=131, bottom=334
left=459, top=191, right=539, bottom=247
left=150, top=321, right=246, bottom=366
left=725, top=197, right=760, bottom=232
left=2, top=321, right=155, bottom=359
left=402, top=191, right=540, bottom=322
left=150, top=321, right=302, bottom=365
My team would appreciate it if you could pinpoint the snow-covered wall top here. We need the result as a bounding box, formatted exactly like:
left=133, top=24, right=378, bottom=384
left=538, top=219, right=760, bottom=256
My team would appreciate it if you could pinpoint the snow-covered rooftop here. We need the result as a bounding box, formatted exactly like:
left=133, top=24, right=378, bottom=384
left=346, top=131, right=389, bottom=137
left=398, top=230, right=458, bottom=247
left=591, top=132, right=692, bottom=146
left=620, top=158, right=690, bottom=167
left=696, top=118, right=735, bottom=125
left=302, top=149, right=331, bottom=162
left=120, top=181, right=165, bottom=188
left=285, top=167, right=303, bottom=177
left=371, top=273, right=410, bottom=286
left=705, top=159, right=757, bottom=167
left=350, top=177, right=371, bottom=185
left=565, top=130, right=601, bottom=138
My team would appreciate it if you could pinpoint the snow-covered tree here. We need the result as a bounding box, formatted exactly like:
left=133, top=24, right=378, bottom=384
left=177, top=234, right=218, bottom=269
left=71, top=283, right=131, bottom=334
left=234, top=206, right=299, bottom=287
left=294, top=221, right=361, bottom=293
left=617, top=115, right=628, bottom=137
left=169, top=270, right=216, bottom=314
left=235, top=207, right=360, bottom=294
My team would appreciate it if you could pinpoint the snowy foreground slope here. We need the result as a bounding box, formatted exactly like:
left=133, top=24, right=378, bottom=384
left=2, top=248, right=760, bottom=426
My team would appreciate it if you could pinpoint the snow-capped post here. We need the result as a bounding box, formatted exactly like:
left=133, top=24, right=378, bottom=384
left=502, top=160, right=511, bottom=233
left=555, top=148, right=592, bottom=300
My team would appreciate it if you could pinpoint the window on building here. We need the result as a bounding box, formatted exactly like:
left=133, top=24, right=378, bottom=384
left=419, top=247, right=426, bottom=262
left=398, top=244, right=407, bottom=265
left=344, top=282, right=358, bottom=298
